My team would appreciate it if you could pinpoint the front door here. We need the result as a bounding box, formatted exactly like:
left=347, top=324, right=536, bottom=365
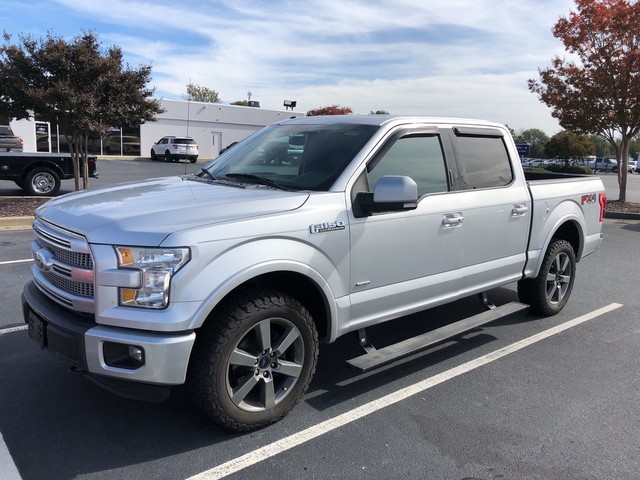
left=348, top=130, right=463, bottom=329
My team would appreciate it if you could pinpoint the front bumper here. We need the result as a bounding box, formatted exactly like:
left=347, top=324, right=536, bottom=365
left=22, top=280, right=196, bottom=386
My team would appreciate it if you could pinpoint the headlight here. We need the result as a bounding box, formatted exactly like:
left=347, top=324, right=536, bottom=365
left=115, top=246, right=190, bottom=309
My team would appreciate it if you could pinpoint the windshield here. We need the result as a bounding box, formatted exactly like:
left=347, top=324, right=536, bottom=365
left=200, top=123, right=378, bottom=191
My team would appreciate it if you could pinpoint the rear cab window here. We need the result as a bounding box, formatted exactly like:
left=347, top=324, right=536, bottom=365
left=450, top=127, right=513, bottom=190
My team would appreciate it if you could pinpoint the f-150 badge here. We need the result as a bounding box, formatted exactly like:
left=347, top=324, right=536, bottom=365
left=309, top=221, right=346, bottom=234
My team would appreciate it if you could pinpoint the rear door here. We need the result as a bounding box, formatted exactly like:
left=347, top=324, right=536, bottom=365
left=446, top=127, right=530, bottom=295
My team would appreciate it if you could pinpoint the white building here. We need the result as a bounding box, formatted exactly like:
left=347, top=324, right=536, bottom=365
left=142, top=99, right=302, bottom=159
left=10, top=98, right=303, bottom=159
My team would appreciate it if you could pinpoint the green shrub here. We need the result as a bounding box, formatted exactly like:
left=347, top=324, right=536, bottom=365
left=544, top=163, right=593, bottom=175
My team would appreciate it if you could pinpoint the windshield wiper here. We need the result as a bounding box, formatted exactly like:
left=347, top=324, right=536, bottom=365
left=200, top=168, right=217, bottom=181
left=225, top=173, right=289, bottom=190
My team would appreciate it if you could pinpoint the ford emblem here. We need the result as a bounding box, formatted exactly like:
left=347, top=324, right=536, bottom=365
left=34, top=248, right=53, bottom=272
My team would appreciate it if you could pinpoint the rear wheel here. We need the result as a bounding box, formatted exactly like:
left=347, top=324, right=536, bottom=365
left=164, top=150, right=172, bottom=161
left=189, top=289, right=318, bottom=431
left=518, top=239, right=576, bottom=316
left=24, top=167, right=60, bottom=196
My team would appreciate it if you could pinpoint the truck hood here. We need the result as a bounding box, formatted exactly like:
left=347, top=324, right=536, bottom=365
left=35, top=176, right=310, bottom=245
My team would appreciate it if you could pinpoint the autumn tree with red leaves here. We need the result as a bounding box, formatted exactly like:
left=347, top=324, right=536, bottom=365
left=306, top=105, right=353, bottom=116
left=528, top=0, right=640, bottom=203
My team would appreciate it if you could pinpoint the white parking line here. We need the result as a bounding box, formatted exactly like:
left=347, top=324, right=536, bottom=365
left=0, top=325, right=28, bottom=336
left=0, top=432, right=22, bottom=480
left=0, top=259, right=32, bottom=266
left=188, top=303, right=623, bottom=480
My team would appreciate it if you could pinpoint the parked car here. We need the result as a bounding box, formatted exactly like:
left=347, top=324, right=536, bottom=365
left=23, top=115, right=606, bottom=431
left=587, top=158, right=618, bottom=172
left=0, top=125, right=23, bottom=152
left=151, top=136, right=198, bottom=163
left=628, top=160, right=637, bottom=173
left=521, top=158, right=544, bottom=167
left=0, top=151, right=97, bottom=195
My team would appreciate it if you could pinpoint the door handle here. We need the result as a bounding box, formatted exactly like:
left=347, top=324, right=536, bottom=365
left=511, top=204, right=528, bottom=217
left=442, top=213, right=464, bottom=228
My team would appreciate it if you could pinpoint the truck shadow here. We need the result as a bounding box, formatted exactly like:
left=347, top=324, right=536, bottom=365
left=305, top=288, right=538, bottom=412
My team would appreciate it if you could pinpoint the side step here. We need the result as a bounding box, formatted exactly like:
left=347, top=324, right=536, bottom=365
left=346, top=301, right=529, bottom=372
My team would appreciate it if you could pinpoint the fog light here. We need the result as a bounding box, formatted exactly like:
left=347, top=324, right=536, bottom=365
left=103, top=342, right=145, bottom=369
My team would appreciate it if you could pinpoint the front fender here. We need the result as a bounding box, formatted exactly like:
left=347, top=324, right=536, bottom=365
left=173, top=237, right=347, bottom=337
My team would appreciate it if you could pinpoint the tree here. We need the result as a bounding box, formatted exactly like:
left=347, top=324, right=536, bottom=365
left=185, top=83, right=220, bottom=103
left=369, top=110, right=390, bottom=114
left=544, top=130, right=594, bottom=163
left=0, top=31, right=162, bottom=190
left=513, top=128, right=550, bottom=158
left=306, top=105, right=352, bottom=116
left=528, top=0, right=640, bottom=203
left=230, top=100, right=249, bottom=106
left=588, top=134, right=613, bottom=157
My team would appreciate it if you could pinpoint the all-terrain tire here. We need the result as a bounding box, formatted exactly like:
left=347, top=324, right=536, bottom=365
left=188, top=289, right=318, bottom=431
left=519, top=239, right=576, bottom=316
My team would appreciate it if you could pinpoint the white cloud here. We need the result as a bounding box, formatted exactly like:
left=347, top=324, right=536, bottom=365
left=47, top=0, right=574, bottom=134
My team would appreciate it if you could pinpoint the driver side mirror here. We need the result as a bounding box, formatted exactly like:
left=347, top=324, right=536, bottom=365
left=354, top=175, right=418, bottom=217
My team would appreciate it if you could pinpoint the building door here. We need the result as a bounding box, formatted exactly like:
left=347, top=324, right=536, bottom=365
left=212, top=131, right=222, bottom=158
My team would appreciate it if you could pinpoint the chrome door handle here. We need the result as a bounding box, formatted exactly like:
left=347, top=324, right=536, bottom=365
left=511, top=204, right=528, bottom=217
left=442, top=213, right=464, bottom=228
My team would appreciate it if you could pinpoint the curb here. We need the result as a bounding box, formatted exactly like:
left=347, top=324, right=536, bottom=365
left=0, top=216, right=33, bottom=230
left=604, top=211, right=640, bottom=220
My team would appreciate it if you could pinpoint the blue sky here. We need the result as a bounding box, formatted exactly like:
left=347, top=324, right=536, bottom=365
left=0, top=0, right=577, bottom=134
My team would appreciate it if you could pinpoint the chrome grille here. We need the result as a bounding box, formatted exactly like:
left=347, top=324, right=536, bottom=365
left=42, top=270, right=95, bottom=298
left=35, top=239, right=93, bottom=269
left=32, top=218, right=95, bottom=313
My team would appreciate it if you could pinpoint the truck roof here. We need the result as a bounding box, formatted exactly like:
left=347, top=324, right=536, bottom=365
left=278, top=114, right=504, bottom=129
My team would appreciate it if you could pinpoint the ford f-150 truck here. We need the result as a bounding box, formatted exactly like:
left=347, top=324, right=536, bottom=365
left=22, top=116, right=606, bottom=431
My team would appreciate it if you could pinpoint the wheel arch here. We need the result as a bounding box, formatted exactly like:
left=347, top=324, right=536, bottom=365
left=20, top=161, right=65, bottom=183
left=529, top=216, right=584, bottom=278
left=185, top=260, right=340, bottom=343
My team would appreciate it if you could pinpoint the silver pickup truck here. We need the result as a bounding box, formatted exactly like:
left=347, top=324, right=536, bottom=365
left=22, top=115, right=606, bottom=431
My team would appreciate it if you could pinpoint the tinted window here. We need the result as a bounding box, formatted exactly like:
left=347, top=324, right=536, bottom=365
left=455, top=136, right=513, bottom=189
left=175, top=138, right=197, bottom=144
left=368, top=135, right=448, bottom=197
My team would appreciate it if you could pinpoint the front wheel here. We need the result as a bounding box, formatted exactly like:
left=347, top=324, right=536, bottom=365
left=189, top=290, right=319, bottom=431
left=518, top=239, right=576, bottom=316
left=24, top=167, right=60, bottom=196
left=150, top=149, right=157, bottom=160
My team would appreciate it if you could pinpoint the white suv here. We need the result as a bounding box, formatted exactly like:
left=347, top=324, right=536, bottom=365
left=151, top=136, right=198, bottom=163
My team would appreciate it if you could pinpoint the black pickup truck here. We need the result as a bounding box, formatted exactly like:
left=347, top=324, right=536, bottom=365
left=0, top=152, right=98, bottom=196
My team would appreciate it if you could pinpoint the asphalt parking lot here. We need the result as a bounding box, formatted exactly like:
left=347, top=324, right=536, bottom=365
left=1, top=161, right=640, bottom=479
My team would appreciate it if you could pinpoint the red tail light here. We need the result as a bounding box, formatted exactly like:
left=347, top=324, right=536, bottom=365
left=598, top=192, right=607, bottom=222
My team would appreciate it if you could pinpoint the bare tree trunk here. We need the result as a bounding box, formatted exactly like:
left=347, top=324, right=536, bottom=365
left=618, top=136, right=630, bottom=204
left=68, top=133, right=80, bottom=191
left=82, top=135, right=89, bottom=189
